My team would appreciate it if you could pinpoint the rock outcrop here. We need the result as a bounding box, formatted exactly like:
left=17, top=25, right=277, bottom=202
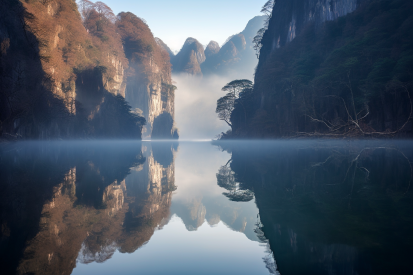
left=228, top=0, right=413, bottom=138
left=0, top=0, right=176, bottom=139
left=117, top=12, right=176, bottom=138
left=258, top=0, right=360, bottom=68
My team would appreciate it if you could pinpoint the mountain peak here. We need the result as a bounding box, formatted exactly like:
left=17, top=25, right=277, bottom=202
left=205, top=41, right=220, bottom=58
left=155, top=37, right=174, bottom=58
left=183, top=37, right=199, bottom=46
left=171, top=37, right=205, bottom=75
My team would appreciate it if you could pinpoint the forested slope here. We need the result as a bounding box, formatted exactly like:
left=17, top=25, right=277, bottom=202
left=229, top=0, right=413, bottom=138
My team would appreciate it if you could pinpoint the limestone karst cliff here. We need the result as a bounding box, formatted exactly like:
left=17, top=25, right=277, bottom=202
left=227, top=0, right=413, bottom=138
left=117, top=12, right=177, bottom=138
left=0, top=0, right=176, bottom=139
left=257, top=0, right=360, bottom=70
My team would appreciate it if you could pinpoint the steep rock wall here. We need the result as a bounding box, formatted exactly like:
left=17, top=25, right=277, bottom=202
left=125, top=63, right=174, bottom=138
left=0, top=0, right=139, bottom=139
left=118, top=12, right=176, bottom=139
left=232, top=0, right=413, bottom=138
left=258, top=0, right=360, bottom=69
left=20, top=0, right=128, bottom=113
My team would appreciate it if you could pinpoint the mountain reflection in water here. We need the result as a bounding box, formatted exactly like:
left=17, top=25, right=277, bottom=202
left=0, top=140, right=412, bottom=275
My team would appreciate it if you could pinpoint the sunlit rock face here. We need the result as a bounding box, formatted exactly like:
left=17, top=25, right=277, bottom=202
left=125, top=70, right=175, bottom=138
left=0, top=0, right=131, bottom=138
left=107, top=54, right=127, bottom=97
left=118, top=13, right=176, bottom=139
left=23, top=0, right=128, bottom=114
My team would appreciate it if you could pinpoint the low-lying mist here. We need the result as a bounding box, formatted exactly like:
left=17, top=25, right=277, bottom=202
left=174, top=72, right=253, bottom=140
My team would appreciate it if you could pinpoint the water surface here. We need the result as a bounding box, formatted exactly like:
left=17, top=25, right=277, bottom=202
left=1, top=140, right=412, bottom=275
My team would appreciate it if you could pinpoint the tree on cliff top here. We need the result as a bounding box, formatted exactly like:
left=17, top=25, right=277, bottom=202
left=253, top=0, right=275, bottom=58
left=116, top=12, right=171, bottom=76
left=216, top=79, right=253, bottom=127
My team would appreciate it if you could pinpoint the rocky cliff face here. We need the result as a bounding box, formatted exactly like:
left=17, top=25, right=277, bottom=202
left=0, top=0, right=75, bottom=137
left=1, top=0, right=175, bottom=139
left=19, top=0, right=128, bottom=115
left=117, top=12, right=176, bottom=139
left=229, top=0, right=413, bottom=138
left=258, top=0, right=360, bottom=67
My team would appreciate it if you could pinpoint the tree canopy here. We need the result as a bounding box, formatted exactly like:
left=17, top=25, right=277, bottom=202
left=216, top=79, right=253, bottom=128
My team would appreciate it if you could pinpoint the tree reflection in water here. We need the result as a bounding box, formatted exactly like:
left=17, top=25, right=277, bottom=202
left=214, top=140, right=413, bottom=275
left=2, top=140, right=412, bottom=275
left=217, top=165, right=254, bottom=202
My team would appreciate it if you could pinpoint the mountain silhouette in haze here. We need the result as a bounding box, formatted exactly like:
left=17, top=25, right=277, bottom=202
left=168, top=37, right=206, bottom=76
left=166, top=16, right=265, bottom=77
left=201, top=15, right=265, bottom=77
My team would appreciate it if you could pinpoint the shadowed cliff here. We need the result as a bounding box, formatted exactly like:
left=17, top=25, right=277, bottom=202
left=225, top=0, right=413, bottom=138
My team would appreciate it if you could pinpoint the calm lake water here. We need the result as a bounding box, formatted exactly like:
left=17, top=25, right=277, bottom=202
left=1, top=140, right=413, bottom=275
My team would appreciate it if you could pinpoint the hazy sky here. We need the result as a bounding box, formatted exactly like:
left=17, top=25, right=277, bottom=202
left=97, top=0, right=266, bottom=52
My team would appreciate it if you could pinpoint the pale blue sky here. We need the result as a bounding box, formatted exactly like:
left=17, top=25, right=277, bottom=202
left=97, top=0, right=266, bottom=52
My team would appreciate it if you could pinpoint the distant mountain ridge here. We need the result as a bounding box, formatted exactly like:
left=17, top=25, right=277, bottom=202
left=166, top=16, right=265, bottom=77
left=170, top=37, right=206, bottom=76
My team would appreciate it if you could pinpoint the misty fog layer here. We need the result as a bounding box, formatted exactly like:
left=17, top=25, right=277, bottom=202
left=174, top=70, right=255, bottom=140
left=174, top=74, right=230, bottom=140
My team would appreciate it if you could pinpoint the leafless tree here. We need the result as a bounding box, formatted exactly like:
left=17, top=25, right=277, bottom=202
left=77, top=0, right=94, bottom=21
left=94, top=1, right=116, bottom=23
left=301, top=72, right=412, bottom=137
